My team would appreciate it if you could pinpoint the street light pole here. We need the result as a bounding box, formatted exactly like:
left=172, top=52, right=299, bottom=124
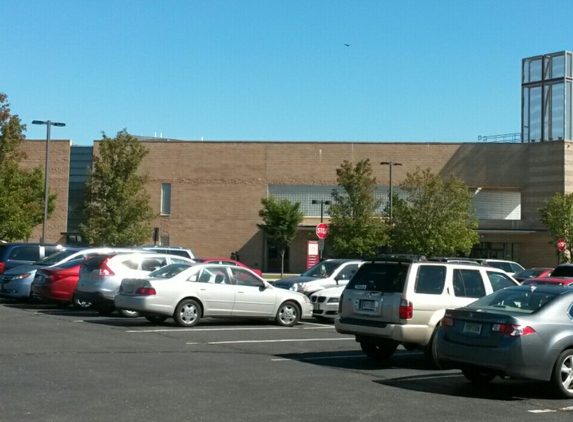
left=380, top=161, right=402, bottom=224
left=311, top=199, right=331, bottom=223
left=32, top=120, right=66, bottom=243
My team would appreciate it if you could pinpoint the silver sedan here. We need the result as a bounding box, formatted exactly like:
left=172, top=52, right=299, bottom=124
left=435, top=284, right=573, bottom=398
left=115, top=263, right=313, bottom=327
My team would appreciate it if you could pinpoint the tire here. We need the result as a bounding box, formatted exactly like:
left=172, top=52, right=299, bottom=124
left=145, top=316, right=168, bottom=324
left=119, top=309, right=140, bottom=318
left=551, top=349, right=573, bottom=398
left=72, top=296, right=92, bottom=309
left=275, top=301, right=300, bottom=327
left=462, top=368, right=496, bottom=385
left=360, top=340, right=398, bottom=361
left=174, top=299, right=201, bottom=327
left=424, top=330, right=441, bottom=369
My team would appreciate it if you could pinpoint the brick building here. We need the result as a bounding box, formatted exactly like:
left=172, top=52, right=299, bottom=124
left=21, top=138, right=568, bottom=273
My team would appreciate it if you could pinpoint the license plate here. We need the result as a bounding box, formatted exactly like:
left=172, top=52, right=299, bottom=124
left=361, top=300, right=376, bottom=311
left=463, top=322, right=482, bottom=335
left=126, top=285, right=133, bottom=293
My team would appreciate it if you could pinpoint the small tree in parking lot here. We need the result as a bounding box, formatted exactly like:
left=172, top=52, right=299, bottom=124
left=0, top=93, right=56, bottom=241
left=258, top=197, right=304, bottom=277
left=391, top=167, right=479, bottom=256
left=539, top=193, right=573, bottom=263
left=80, top=129, right=157, bottom=246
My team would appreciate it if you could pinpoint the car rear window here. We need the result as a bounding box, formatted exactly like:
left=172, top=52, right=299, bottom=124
left=0, top=245, right=6, bottom=259
left=56, top=258, right=86, bottom=269
left=467, top=288, right=559, bottom=313
left=345, top=262, right=409, bottom=292
left=549, top=266, right=573, bottom=277
left=82, top=255, right=111, bottom=272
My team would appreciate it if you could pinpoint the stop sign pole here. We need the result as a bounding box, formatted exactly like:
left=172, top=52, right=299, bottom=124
left=316, top=223, right=329, bottom=261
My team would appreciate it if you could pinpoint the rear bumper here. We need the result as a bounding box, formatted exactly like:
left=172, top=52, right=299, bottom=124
left=435, top=329, right=551, bottom=381
left=335, top=317, right=432, bottom=346
left=32, top=284, right=72, bottom=302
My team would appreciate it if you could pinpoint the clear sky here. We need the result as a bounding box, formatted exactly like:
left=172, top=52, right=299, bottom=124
left=4, top=0, right=573, bottom=145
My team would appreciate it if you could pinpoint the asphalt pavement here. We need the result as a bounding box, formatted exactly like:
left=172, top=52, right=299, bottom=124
left=1, top=298, right=572, bottom=422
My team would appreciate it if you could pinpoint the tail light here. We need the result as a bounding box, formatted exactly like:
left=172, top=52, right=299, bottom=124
left=492, top=323, right=535, bottom=337
left=399, top=299, right=413, bottom=319
left=99, top=258, right=115, bottom=276
left=441, top=317, right=455, bottom=327
left=338, top=293, right=344, bottom=313
left=0, top=262, right=5, bottom=274
left=135, top=287, right=156, bottom=295
left=45, top=273, right=66, bottom=283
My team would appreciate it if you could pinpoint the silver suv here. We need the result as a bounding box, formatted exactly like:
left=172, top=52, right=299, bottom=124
left=334, top=256, right=519, bottom=364
left=75, top=252, right=195, bottom=317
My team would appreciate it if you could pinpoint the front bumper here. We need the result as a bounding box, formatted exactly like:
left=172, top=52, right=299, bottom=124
left=0, top=279, right=33, bottom=299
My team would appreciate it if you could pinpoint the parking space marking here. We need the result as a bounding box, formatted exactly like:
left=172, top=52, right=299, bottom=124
left=192, top=337, right=355, bottom=345
left=126, top=326, right=333, bottom=333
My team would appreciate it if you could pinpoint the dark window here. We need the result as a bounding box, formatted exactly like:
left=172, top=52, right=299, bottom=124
left=8, top=246, right=40, bottom=261
left=56, top=258, right=86, bottom=269
left=487, top=261, right=513, bottom=273
left=487, top=271, right=517, bottom=291
left=122, top=260, right=139, bottom=270
left=150, top=264, right=191, bottom=279
left=415, top=265, right=446, bottom=294
left=44, top=246, right=64, bottom=256
left=453, top=269, right=486, bottom=298
left=346, top=262, right=409, bottom=293
left=141, top=257, right=167, bottom=272
left=550, top=265, right=573, bottom=277
left=510, top=263, right=525, bottom=273
left=82, top=255, right=110, bottom=272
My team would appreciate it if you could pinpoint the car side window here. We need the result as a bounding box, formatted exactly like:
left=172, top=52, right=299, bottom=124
left=8, top=246, right=39, bottom=261
left=415, top=265, right=446, bottom=294
left=338, top=264, right=359, bottom=280
left=453, top=269, right=486, bottom=298
left=221, top=260, right=238, bottom=266
left=569, top=303, right=573, bottom=319
left=231, top=268, right=263, bottom=288
left=142, top=257, right=167, bottom=272
left=486, top=271, right=517, bottom=291
left=122, top=260, right=139, bottom=270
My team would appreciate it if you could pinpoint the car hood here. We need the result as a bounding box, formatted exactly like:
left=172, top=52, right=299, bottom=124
left=316, top=285, right=345, bottom=297
left=273, top=276, right=323, bottom=287
left=4, top=264, right=40, bottom=275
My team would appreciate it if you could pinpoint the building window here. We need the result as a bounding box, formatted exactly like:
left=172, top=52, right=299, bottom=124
left=161, top=183, right=171, bottom=216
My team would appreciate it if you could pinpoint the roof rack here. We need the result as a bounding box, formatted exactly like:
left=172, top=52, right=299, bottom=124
left=367, top=254, right=427, bottom=263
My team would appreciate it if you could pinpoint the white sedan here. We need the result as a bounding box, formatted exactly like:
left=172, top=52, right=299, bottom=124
left=310, top=285, right=344, bottom=320
left=115, top=263, right=312, bottom=327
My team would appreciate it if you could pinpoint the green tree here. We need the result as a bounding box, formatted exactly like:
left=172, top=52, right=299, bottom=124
left=328, top=159, right=388, bottom=258
left=258, top=197, right=304, bottom=277
left=80, top=129, right=157, bottom=246
left=539, top=193, right=573, bottom=263
left=391, top=167, right=479, bottom=257
left=0, top=93, right=55, bottom=242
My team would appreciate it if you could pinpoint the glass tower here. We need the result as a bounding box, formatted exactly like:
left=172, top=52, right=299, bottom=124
left=522, top=51, right=573, bottom=142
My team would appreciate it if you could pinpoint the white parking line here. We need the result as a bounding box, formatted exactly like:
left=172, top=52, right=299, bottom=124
left=126, top=326, right=333, bottom=333
left=528, top=410, right=557, bottom=413
left=191, top=338, right=355, bottom=345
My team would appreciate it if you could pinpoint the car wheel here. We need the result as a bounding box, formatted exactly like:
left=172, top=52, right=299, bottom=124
left=551, top=349, right=573, bottom=398
left=119, top=309, right=140, bottom=318
left=145, top=316, right=168, bottom=324
left=72, top=296, right=92, bottom=309
left=360, top=340, right=398, bottom=361
left=174, top=299, right=201, bottom=327
left=462, top=368, right=496, bottom=385
left=275, top=301, right=300, bottom=327
left=423, top=330, right=441, bottom=369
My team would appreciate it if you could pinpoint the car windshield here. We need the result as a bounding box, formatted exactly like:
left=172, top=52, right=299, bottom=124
left=466, top=288, right=559, bottom=314
left=549, top=266, right=573, bottom=277
left=55, top=258, right=87, bottom=269
left=486, top=261, right=513, bottom=272
left=301, top=261, right=341, bottom=278
left=149, top=263, right=193, bottom=279
left=514, top=269, right=547, bottom=279
left=36, top=249, right=79, bottom=266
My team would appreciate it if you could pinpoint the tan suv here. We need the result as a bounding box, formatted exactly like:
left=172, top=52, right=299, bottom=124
left=334, top=256, right=519, bottom=364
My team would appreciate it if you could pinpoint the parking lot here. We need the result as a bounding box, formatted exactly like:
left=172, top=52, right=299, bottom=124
left=1, top=298, right=573, bottom=422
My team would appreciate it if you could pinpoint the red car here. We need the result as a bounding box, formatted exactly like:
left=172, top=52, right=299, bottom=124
left=522, top=277, right=573, bottom=287
left=31, top=258, right=91, bottom=308
left=193, top=258, right=263, bottom=277
left=512, top=267, right=553, bottom=283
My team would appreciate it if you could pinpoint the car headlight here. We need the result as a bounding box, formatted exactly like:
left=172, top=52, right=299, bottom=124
left=302, top=295, right=310, bottom=303
left=12, top=273, right=32, bottom=280
left=328, top=297, right=339, bottom=303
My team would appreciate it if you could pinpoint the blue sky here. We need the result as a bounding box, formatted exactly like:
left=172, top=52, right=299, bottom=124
left=4, top=0, right=573, bottom=145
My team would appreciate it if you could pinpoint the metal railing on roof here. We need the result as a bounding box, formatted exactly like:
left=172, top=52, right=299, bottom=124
left=477, top=133, right=521, bottom=143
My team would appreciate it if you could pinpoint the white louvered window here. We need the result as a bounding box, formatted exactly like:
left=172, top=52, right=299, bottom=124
left=472, top=189, right=521, bottom=220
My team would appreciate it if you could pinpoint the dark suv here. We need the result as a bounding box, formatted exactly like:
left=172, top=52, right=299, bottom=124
left=0, top=243, right=65, bottom=274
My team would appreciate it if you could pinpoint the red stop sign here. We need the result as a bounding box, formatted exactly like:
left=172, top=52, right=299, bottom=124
left=316, top=223, right=329, bottom=239
left=558, top=238, right=566, bottom=251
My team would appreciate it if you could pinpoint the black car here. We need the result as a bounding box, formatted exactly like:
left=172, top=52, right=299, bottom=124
left=0, top=243, right=65, bottom=274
